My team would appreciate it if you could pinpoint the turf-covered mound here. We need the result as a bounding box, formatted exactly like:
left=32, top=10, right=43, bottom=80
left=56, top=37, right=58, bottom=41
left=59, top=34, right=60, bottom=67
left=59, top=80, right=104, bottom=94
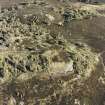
left=0, top=41, right=99, bottom=84
left=0, top=13, right=99, bottom=84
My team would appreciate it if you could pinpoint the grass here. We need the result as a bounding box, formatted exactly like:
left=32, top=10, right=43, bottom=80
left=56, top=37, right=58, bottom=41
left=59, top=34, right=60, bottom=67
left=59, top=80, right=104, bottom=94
left=0, top=2, right=103, bottom=105
left=0, top=8, right=99, bottom=84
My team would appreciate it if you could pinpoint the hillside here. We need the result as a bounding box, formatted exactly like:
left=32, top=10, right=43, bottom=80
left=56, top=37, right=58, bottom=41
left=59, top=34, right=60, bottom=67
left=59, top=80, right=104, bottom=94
left=0, top=0, right=105, bottom=105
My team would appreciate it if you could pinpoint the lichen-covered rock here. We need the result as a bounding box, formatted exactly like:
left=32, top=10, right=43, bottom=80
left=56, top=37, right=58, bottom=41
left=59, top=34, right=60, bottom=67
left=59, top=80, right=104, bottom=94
left=63, top=8, right=96, bottom=22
